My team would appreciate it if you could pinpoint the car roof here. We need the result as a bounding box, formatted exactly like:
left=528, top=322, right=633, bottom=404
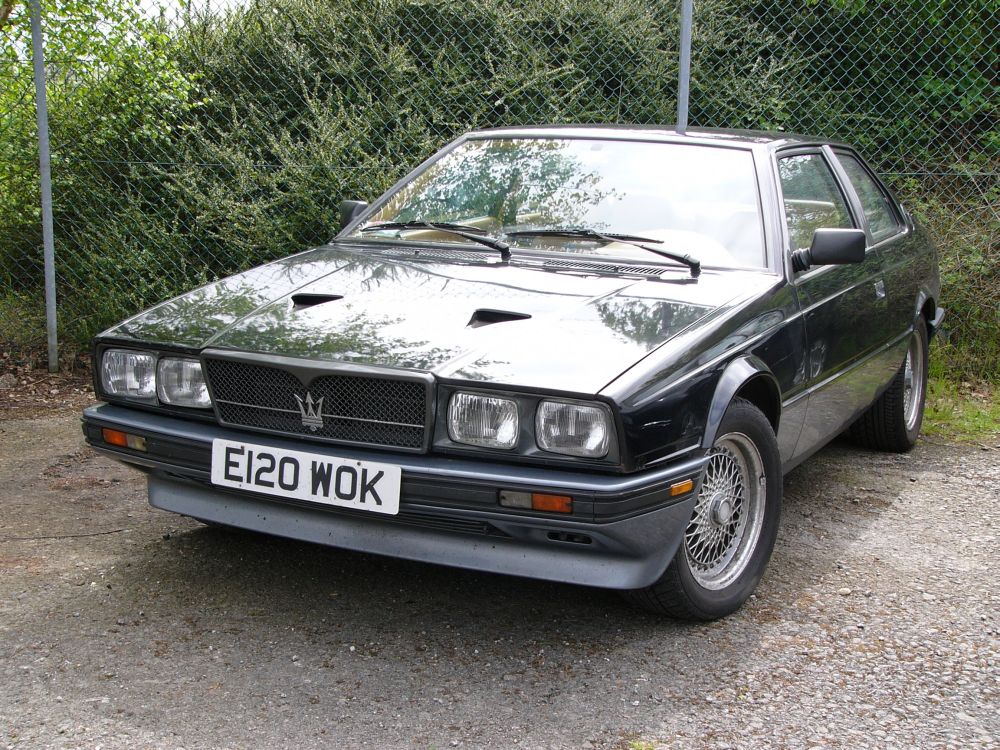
left=464, top=125, right=851, bottom=152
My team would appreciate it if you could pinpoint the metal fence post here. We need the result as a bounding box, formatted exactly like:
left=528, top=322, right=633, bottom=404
left=677, top=0, right=693, bottom=134
left=29, top=0, right=58, bottom=372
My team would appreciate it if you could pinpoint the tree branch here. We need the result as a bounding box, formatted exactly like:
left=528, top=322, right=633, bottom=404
left=0, top=528, right=129, bottom=542
left=0, top=1, right=16, bottom=31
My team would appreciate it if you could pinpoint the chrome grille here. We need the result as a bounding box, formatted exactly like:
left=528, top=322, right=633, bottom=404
left=203, top=357, right=429, bottom=450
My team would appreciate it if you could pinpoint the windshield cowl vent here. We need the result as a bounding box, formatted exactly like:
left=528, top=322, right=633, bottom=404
left=538, top=259, right=666, bottom=276
left=467, top=309, right=532, bottom=328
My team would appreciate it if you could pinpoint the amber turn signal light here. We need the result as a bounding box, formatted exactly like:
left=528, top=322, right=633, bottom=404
left=102, top=428, right=147, bottom=452
left=530, top=493, right=573, bottom=513
left=499, top=490, right=573, bottom=513
left=670, top=478, right=695, bottom=496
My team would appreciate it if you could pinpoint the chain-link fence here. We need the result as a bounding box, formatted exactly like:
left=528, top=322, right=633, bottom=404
left=2, top=0, right=997, bottom=376
left=1, top=3, right=41, bottom=349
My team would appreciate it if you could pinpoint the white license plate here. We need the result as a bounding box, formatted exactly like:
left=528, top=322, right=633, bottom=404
left=210, top=439, right=401, bottom=515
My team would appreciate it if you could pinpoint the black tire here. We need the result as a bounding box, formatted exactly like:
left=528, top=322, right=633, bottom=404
left=849, top=317, right=928, bottom=453
left=622, top=398, right=782, bottom=620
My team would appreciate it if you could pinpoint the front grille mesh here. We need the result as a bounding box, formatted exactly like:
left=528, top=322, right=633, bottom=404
left=204, top=358, right=428, bottom=449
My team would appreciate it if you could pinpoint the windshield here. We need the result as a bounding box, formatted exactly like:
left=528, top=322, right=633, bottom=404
left=350, top=137, right=766, bottom=269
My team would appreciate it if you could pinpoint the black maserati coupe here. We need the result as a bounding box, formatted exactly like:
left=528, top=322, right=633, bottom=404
left=83, top=126, right=942, bottom=619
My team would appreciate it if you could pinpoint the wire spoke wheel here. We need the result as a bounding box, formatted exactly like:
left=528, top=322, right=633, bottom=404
left=902, top=327, right=925, bottom=432
left=622, top=398, right=780, bottom=620
left=849, top=316, right=929, bottom=453
left=684, top=432, right=766, bottom=590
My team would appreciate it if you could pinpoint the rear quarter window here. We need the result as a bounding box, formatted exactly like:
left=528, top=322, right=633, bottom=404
left=837, top=153, right=903, bottom=243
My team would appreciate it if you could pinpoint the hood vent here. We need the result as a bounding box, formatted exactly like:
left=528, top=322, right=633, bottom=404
left=467, top=309, right=532, bottom=328
left=291, top=293, right=343, bottom=310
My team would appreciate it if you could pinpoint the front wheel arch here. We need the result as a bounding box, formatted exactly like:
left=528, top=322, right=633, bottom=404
left=702, top=356, right=781, bottom=451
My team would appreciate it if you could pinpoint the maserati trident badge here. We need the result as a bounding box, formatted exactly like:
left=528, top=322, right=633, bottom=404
left=294, top=392, right=324, bottom=431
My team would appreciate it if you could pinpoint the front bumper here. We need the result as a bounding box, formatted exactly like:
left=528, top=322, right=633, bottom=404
left=83, top=403, right=706, bottom=589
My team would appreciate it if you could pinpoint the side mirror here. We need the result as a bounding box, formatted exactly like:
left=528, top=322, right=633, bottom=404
left=791, top=228, right=866, bottom=272
left=339, top=200, right=368, bottom=229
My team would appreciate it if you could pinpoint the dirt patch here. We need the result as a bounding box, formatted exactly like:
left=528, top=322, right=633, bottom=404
left=0, top=408, right=997, bottom=750
left=0, top=354, right=97, bottom=421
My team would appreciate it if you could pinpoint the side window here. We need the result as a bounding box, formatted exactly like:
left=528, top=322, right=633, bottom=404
left=778, top=154, right=854, bottom=252
left=837, top=153, right=902, bottom=243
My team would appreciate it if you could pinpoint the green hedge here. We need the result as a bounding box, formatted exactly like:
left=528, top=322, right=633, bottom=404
left=1, top=0, right=996, bottom=379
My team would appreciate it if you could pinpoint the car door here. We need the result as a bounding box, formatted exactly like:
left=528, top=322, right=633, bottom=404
left=777, top=147, right=889, bottom=462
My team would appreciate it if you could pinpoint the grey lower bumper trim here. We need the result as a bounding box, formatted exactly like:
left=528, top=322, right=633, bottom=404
left=149, top=474, right=696, bottom=589
left=84, top=404, right=708, bottom=495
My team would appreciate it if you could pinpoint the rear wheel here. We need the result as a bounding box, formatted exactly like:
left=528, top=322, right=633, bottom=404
left=622, top=398, right=782, bottom=620
left=850, top=317, right=928, bottom=452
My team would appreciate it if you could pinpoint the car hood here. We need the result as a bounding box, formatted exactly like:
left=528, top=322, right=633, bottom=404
left=103, top=244, right=778, bottom=393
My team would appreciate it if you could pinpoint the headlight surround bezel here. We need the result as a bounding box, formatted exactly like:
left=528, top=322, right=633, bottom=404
left=434, top=384, right=620, bottom=465
left=95, top=346, right=622, bottom=464
left=96, top=344, right=214, bottom=412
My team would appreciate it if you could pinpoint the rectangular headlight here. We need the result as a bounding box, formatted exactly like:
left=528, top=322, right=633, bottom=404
left=156, top=357, right=212, bottom=408
left=448, top=392, right=519, bottom=450
left=101, top=349, right=157, bottom=403
left=536, top=400, right=612, bottom=458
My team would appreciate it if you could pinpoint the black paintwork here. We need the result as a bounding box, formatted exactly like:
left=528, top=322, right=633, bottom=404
left=93, top=128, right=941, bottom=476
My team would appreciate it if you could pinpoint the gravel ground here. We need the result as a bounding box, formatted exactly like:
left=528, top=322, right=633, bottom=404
left=1, top=411, right=997, bottom=749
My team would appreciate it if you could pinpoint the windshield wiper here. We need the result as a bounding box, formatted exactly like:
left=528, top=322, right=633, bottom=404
left=361, top=221, right=511, bottom=262
left=506, top=228, right=701, bottom=277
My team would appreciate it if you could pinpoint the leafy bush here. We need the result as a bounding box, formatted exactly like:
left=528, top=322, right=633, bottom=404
left=906, top=182, right=999, bottom=381
left=9, top=0, right=810, bottom=341
left=1, top=0, right=996, bottom=380
left=1, top=0, right=193, bottom=342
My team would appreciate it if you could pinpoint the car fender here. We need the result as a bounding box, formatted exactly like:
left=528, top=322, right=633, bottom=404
left=701, top=355, right=781, bottom=450
left=913, top=287, right=944, bottom=337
